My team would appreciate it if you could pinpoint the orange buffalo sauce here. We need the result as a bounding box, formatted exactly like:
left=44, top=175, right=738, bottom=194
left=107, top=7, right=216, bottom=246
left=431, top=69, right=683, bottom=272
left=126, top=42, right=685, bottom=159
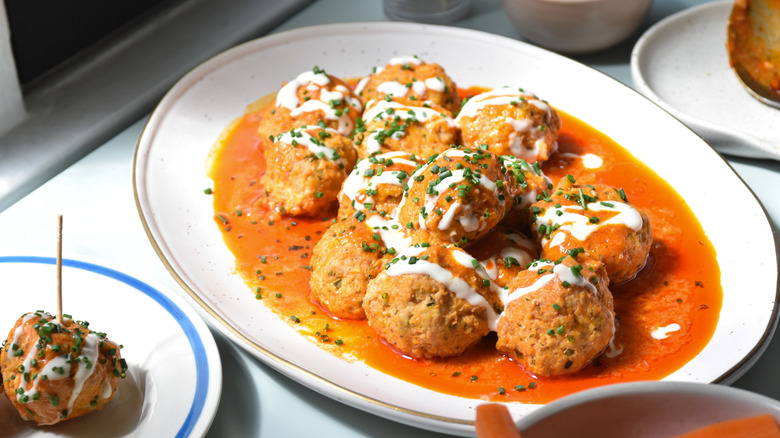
left=207, top=100, right=722, bottom=404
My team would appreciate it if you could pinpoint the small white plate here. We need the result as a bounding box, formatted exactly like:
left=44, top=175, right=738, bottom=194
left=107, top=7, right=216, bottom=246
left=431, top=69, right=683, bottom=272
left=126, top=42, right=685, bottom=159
left=0, top=255, right=222, bottom=437
left=134, top=22, right=778, bottom=437
left=632, top=0, right=780, bottom=160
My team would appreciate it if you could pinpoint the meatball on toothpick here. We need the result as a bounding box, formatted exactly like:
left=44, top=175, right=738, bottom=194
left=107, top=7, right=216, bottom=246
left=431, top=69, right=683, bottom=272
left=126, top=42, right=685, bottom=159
left=1, top=311, right=127, bottom=425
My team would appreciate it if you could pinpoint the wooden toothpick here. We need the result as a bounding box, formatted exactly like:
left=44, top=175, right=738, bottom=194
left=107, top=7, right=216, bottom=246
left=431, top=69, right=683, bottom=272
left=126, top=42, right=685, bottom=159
left=57, top=215, right=63, bottom=325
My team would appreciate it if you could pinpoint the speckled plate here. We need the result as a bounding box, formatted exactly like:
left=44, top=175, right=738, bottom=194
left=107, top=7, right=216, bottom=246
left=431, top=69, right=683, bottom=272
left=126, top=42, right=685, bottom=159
left=0, top=255, right=221, bottom=437
left=134, top=22, right=779, bottom=437
left=631, top=0, right=780, bottom=160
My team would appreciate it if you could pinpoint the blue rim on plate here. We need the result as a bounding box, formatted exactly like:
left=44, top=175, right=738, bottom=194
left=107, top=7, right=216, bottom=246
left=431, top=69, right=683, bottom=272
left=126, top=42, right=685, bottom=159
left=0, top=255, right=211, bottom=438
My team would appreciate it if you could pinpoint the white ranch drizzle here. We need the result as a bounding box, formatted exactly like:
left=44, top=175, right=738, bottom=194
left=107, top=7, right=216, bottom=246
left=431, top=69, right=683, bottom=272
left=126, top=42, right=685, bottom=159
left=388, top=55, right=423, bottom=66
left=10, top=314, right=105, bottom=412
left=377, top=80, right=410, bottom=97
left=66, top=333, right=101, bottom=412
left=537, top=200, right=644, bottom=246
left=477, top=231, right=536, bottom=277
left=504, top=117, right=538, bottom=159
left=605, top=338, right=624, bottom=358
left=339, top=151, right=417, bottom=212
left=101, top=380, right=114, bottom=399
left=362, top=100, right=456, bottom=154
left=15, top=351, right=73, bottom=406
left=425, top=77, right=446, bottom=92
left=479, top=247, right=533, bottom=281
left=500, top=260, right=598, bottom=318
left=456, top=86, right=554, bottom=161
left=276, top=70, right=330, bottom=109
left=557, top=152, right=604, bottom=169
left=274, top=126, right=346, bottom=166
left=354, top=56, right=420, bottom=96
left=275, top=70, right=362, bottom=136
left=504, top=231, right=537, bottom=252
left=10, top=313, right=37, bottom=349
left=500, top=246, right=534, bottom=268
left=500, top=155, right=552, bottom=210
left=390, top=149, right=505, bottom=245
left=456, top=86, right=551, bottom=120
left=437, top=201, right=463, bottom=231
left=451, top=247, right=492, bottom=282
left=354, top=76, right=370, bottom=96
left=366, top=214, right=412, bottom=253
left=374, top=76, right=446, bottom=99
left=385, top=247, right=499, bottom=330
left=481, top=258, right=499, bottom=280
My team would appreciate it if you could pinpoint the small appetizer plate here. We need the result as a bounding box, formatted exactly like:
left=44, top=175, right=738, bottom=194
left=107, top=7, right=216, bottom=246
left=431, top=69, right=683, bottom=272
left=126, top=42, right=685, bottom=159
left=516, top=381, right=780, bottom=437
left=0, top=255, right=222, bottom=437
left=134, top=22, right=779, bottom=437
left=631, top=0, right=780, bottom=161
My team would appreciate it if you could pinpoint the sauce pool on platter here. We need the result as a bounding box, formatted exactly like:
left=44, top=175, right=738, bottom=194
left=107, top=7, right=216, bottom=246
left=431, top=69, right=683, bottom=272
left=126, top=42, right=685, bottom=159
left=206, top=57, right=721, bottom=403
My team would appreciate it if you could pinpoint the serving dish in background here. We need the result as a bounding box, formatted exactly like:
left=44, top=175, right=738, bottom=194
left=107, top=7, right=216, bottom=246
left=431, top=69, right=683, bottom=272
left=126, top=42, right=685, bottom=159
left=502, top=0, right=652, bottom=54
left=632, top=0, right=780, bottom=160
left=134, top=22, right=779, bottom=436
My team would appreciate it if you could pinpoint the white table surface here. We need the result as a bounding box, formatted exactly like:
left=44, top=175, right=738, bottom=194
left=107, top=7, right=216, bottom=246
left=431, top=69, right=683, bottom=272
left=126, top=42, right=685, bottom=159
left=0, top=0, right=778, bottom=436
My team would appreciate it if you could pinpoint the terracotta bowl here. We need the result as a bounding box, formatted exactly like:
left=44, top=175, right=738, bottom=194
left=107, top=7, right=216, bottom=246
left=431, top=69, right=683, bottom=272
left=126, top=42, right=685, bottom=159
left=516, top=381, right=780, bottom=437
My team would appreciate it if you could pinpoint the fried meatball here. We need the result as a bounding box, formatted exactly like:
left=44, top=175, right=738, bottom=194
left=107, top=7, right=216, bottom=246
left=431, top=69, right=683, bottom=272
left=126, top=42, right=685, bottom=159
left=262, top=125, right=358, bottom=217
left=496, top=254, right=614, bottom=376
left=531, top=177, right=652, bottom=285
left=396, top=147, right=512, bottom=246
left=338, top=151, right=421, bottom=221
left=499, top=155, right=554, bottom=232
left=356, top=56, right=461, bottom=114
left=363, top=245, right=502, bottom=359
left=355, top=97, right=459, bottom=159
left=0, top=311, right=126, bottom=425
left=456, top=86, right=561, bottom=164
left=468, top=227, right=538, bottom=288
left=310, top=217, right=390, bottom=319
left=257, top=67, right=363, bottom=140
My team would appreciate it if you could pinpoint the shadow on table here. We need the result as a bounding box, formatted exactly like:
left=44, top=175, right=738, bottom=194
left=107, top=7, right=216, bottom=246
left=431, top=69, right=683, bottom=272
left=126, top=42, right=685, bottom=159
left=208, top=331, right=457, bottom=437
left=272, top=369, right=457, bottom=438
left=207, top=334, right=262, bottom=437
